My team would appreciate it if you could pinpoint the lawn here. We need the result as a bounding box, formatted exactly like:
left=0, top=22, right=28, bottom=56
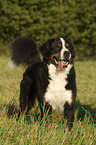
left=0, top=56, right=96, bottom=145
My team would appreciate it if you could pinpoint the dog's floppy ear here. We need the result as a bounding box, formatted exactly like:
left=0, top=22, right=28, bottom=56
left=72, top=47, right=76, bottom=58
left=70, top=41, right=76, bottom=58
left=40, top=39, right=54, bottom=60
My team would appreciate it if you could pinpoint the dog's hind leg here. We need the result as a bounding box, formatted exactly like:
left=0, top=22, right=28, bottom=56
left=17, top=76, right=32, bottom=122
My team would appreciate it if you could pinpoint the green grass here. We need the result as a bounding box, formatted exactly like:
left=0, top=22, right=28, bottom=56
left=0, top=56, right=96, bottom=145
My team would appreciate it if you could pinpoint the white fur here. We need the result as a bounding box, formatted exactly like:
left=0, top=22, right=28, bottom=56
left=45, top=64, right=73, bottom=112
left=60, top=38, right=71, bottom=60
left=8, top=59, right=16, bottom=69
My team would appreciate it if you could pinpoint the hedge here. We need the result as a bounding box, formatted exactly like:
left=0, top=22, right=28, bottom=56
left=0, top=0, right=96, bottom=58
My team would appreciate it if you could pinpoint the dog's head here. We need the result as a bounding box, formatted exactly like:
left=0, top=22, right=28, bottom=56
left=40, top=38, right=76, bottom=71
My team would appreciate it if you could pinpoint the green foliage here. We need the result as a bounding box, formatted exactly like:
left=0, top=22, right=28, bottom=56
left=0, top=56, right=96, bottom=144
left=0, top=0, right=96, bottom=58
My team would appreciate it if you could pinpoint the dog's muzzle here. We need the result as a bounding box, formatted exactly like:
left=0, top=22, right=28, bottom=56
left=53, top=50, right=71, bottom=71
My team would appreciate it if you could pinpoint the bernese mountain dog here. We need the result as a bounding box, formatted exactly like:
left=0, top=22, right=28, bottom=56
left=8, top=36, right=77, bottom=130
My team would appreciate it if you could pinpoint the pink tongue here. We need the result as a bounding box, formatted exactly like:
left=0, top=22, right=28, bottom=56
left=54, top=59, right=68, bottom=71
left=58, top=61, right=65, bottom=71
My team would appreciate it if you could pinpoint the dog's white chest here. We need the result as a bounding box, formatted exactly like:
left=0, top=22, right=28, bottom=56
left=45, top=64, right=73, bottom=112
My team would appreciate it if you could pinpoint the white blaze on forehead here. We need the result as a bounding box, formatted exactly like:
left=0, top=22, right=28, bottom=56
left=60, top=38, right=71, bottom=60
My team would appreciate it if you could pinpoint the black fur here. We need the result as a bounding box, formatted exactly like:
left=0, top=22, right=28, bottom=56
left=9, top=37, right=76, bottom=130
left=10, top=36, right=41, bottom=65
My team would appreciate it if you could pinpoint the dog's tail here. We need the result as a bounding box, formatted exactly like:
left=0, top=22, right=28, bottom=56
left=8, top=36, right=41, bottom=69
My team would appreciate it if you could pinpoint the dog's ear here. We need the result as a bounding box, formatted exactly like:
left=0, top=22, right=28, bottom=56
left=72, top=47, right=76, bottom=58
left=70, top=40, right=76, bottom=58
left=40, top=39, right=54, bottom=60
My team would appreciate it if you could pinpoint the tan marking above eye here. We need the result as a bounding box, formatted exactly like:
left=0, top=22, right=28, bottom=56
left=66, top=43, right=69, bottom=47
left=58, top=43, right=61, bottom=47
left=57, top=47, right=59, bottom=49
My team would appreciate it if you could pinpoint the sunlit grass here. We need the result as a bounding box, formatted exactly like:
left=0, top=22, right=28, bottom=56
left=0, top=56, right=96, bottom=144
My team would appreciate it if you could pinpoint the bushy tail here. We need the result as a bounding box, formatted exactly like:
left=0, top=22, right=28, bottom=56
left=8, top=36, right=41, bottom=69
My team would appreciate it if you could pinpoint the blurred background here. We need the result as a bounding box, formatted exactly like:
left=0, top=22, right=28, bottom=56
left=0, top=0, right=96, bottom=59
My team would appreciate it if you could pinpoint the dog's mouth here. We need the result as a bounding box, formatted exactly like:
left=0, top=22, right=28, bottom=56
left=53, top=57, right=69, bottom=71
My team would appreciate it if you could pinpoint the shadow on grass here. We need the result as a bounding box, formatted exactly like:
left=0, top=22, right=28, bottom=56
left=0, top=101, right=96, bottom=124
left=6, top=103, right=19, bottom=119
left=76, top=101, right=96, bottom=123
left=3, top=103, right=40, bottom=123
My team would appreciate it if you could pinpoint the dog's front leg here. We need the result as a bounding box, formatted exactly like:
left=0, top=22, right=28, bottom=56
left=39, top=102, right=52, bottom=126
left=64, top=103, right=75, bottom=131
left=44, top=103, right=52, bottom=123
left=39, top=102, right=44, bottom=121
left=37, top=95, right=44, bottom=121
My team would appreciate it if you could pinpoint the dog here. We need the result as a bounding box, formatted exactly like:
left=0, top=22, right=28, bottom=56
left=8, top=36, right=77, bottom=130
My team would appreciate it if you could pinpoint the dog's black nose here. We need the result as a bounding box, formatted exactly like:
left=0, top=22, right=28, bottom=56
left=64, top=51, right=69, bottom=58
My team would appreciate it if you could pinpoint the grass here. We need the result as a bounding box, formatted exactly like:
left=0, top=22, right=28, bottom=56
left=0, top=56, right=96, bottom=145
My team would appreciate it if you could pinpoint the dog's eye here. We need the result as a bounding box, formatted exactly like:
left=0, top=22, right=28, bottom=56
left=57, top=47, right=59, bottom=50
left=66, top=43, right=69, bottom=49
left=66, top=43, right=69, bottom=47
left=57, top=43, right=62, bottom=50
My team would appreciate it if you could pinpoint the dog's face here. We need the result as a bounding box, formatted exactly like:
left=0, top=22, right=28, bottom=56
left=40, top=38, right=75, bottom=71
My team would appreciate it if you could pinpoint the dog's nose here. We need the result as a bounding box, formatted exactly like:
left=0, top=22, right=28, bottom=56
left=64, top=51, right=69, bottom=58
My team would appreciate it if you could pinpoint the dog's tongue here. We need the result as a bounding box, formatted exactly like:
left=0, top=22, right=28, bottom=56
left=54, top=59, right=68, bottom=71
left=58, top=61, right=66, bottom=71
